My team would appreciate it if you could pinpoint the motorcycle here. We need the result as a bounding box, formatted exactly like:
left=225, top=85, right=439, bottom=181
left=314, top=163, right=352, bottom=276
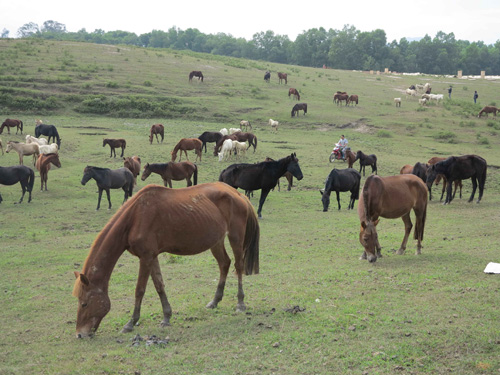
left=329, top=144, right=350, bottom=163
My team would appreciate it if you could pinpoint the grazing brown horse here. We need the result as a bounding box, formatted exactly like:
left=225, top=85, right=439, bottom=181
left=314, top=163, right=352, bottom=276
left=73, top=182, right=260, bottom=337
left=171, top=138, right=202, bottom=162
left=0, top=119, right=23, bottom=135
left=427, top=156, right=462, bottom=201
left=141, top=161, right=197, bottom=188
left=288, top=88, right=300, bottom=100
left=478, top=106, right=498, bottom=117
left=35, top=153, right=61, bottom=191
left=347, top=95, right=359, bottom=106
left=123, top=156, right=141, bottom=186
left=400, top=164, right=414, bottom=174
left=149, top=124, right=164, bottom=144
left=103, top=138, right=126, bottom=158
left=333, top=92, right=349, bottom=106
left=358, top=174, right=428, bottom=263
left=278, top=72, right=287, bottom=84
left=6, top=141, right=39, bottom=165
left=189, top=71, right=204, bottom=82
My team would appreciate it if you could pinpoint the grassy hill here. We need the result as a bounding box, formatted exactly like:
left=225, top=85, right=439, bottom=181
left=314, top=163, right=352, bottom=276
left=1, top=39, right=500, bottom=375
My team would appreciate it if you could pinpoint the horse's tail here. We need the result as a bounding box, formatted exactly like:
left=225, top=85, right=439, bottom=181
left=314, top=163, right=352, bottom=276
left=243, top=198, right=260, bottom=275
left=27, top=168, right=35, bottom=193
left=254, top=135, right=257, bottom=150
left=193, top=164, right=198, bottom=185
left=414, top=195, right=427, bottom=242
left=20, top=121, right=23, bottom=132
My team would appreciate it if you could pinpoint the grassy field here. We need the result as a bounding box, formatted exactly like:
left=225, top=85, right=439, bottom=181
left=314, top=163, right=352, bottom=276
left=1, top=39, right=500, bottom=375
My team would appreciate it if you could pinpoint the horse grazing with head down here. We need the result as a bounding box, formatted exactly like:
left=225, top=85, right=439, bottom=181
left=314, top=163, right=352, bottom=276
left=233, top=132, right=258, bottom=152
left=320, top=168, right=361, bottom=211
left=123, top=156, right=141, bottom=186
left=35, top=124, right=61, bottom=148
left=478, top=106, right=498, bottom=117
left=141, top=161, right=197, bottom=188
left=36, top=153, right=61, bottom=191
left=426, top=156, right=462, bottom=201
left=355, top=151, right=378, bottom=176
left=219, top=153, right=303, bottom=218
left=347, top=95, right=359, bottom=106
left=198, top=131, right=223, bottom=153
left=426, top=155, right=487, bottom=205
left=291, top=103, right=307, bottom=117
left=103, top=138, right=126, bottom=158
left=358, top=174, right=428, bottom=263
left=278, top=72, right=287, bottom=84
left=334, top=92, right=349, bottom=106
left=288, top=88, right=300, bottom=100
left=264, top=71, right=271, bottom=82
left=189, top=71, right=204, bottom=82
left=171, top=138, right=202, bottom=162
left=0, top=119, right=23, bottom=135
left=149, top=124, right=164, bottom=144
left=73, top=182, right=260, bottom=338
left=240, top=120, right=252, bottom=131
left=0, top=165, right=35, bottom=203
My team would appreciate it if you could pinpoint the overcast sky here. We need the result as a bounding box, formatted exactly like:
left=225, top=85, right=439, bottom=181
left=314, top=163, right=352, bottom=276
left=2, top=0, right=499, bottom=45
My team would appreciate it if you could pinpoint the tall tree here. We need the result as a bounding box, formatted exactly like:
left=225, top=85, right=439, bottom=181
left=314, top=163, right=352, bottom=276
left=17, top=22, right=39, bottom=38
left=41, top=20, right=66, bottom=34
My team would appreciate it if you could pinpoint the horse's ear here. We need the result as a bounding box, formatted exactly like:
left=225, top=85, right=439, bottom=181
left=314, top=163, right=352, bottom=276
left=361, top=221, right=367, bottom=229
left=74, top=272, right=90, bottom=286
left=319, top=189, right=325, bottom=196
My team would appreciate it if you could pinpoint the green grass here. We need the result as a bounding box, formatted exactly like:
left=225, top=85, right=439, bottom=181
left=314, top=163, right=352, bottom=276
left=0, top=39, right=500, bottom=375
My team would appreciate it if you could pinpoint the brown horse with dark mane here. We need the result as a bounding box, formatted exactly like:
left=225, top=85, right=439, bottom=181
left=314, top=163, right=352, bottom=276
left=478, top=106, right=498, bottom=117
left=35, top=153, right=61, bottom=191
left=73, top=182, right=260, bottom=337
left=123, top=156, right=141, bottom=186
left=171, top=138, right=202, bottom=162
left=0, top=119, right=23, bottom=135
left=149, top=124, right=164, bottom=144
left=288, top=88, right=300, bottom=100
left=347, top=95, right=359, bottom=106
left=358, top=174, right=428, bottom=263
left=103, top=138, right=126, bottom=158
left=278, top=72, right=287, bottom=84
left=141, top=161, right=197, bottom=187
left=189, top=71, right=204, bottom=82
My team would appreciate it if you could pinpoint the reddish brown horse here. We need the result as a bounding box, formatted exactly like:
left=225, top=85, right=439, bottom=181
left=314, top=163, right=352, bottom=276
left=288, top=88, right=300, bottom=100
left=358, top=174, right=428, bottom=263
left=141, top=161, right=197, bottom=187
left=171, top=138, right=202, bottom=162
left=334, top=92, right=349, bottom=106
left=35, top=153, right=61, bottom=191
left=478, top=106, right=498, bottom=117
left=73, top=182, right=260, bottom=337
left=149, top=124, right=164, bottom=144
left=345, top=149, right=356, bottom=168
left=189, top=71, right=204, bottom=82
left=347, top=94, right=359, bottom=106
left=123, top=156, right=141, bottom=186
left=278, top=72, right=287, bottom=84
left=0, top=119, right=23, bottom=135
left=400, top=164, right=414, bottom=174
left=103, top=138, right=126, bottom=158
left=427, top=156, right=462, bottom=201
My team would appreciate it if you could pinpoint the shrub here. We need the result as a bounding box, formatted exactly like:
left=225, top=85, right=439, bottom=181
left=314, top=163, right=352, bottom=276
left=377, top=130, right=392, bottom=138
left=436, top=131, right=457, bottom=143
left=143, top=81, right=153, bottom=87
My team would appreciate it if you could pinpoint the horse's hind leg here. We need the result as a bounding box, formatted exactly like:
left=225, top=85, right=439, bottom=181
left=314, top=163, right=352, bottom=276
left=120, top=147, right=125, bottom=158
left=468, top=177, right=478, bottom=203
left=206, top=239, right=231, bottom=310
left=96, top=189, right=104, bottom=210
left=149, top=257, right=173, bottom=327
left=396, top=213, right=412, bottom=255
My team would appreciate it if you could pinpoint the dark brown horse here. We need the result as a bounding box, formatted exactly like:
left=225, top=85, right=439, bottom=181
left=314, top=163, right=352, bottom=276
left=189, top=71, right=204, bottom=82
left=35, top=153, right=61, bottom=191
left=213, top=134, right=239, bottom=155
left=278, top=72, right=287, bottom=84
left=141, top=161, right=197, bottom=188
left=358, top=174, right=428, bottom=263
left=149, top=124, right=164, bottom=144
left=478, top=106, right=498, bottom=117
left=333, top=92, right=349, bottom=106
left=171, top=138, right=202, bottom=162
left=0, top=165, right=35, bottom=203
left=347, top=95, right=359, bottom=106
left=264, top=157, right=293, bottom=191
left=199, top=131, right=223, bottom=153
left=288, top=88, right=300, bottom=100
left=123, top=156, right=141, bottom=186
left=234, top=132, right=258, bottom=152
left=103, top=138, right=126, bottom=158
left=321, top=168, right=361, bottom=211
left=427, top=156, right=462, bottom=201
left=291, top=103, right=307, bottom=117
left=355, top=151, right=378, bottom=176
left=73, top=182, right=260, bottom=337
left=0, top=119, right=23, bottom=135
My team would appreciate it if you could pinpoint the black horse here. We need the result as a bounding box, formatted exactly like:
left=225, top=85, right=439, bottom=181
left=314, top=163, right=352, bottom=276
left=198, top=131, right=223, bottom=153
left=291, top=103, right=307, bottom=117
left=35, top=124, right=61, bottom=148
left=0, top=165, right=35, bottom=204
left=219, top=153, right=303, bottom=218
left=264, top=71, right=271, bottom=83
left=426, top=155, right=487, bottom=204
left=355, top=151, right=378, bottom=176
left=81, top=166, right=134, bottom=210
left=412, top=162, right=428, bottom=182
left=320, top=168, right=361, bottom=211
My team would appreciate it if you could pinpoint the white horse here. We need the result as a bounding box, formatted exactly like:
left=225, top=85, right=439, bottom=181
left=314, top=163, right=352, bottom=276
left=219, top=128, right=228, bottom=136
left=429, top=94, right=443, bottom=102
left=419, top=98, right=427, bottom=106
left=423, top=83, right=431, bottom=93
left=229, top=128, right=241, bottom=134
left=231, top=140, right=247, bottom=158
left=269, top=119, right=279, bottom=133
left=394, top=98, right=402, bottom=107
left=218, top=139, right=234, bottom=161
left=26, top=134, right=49, bottom=146
left=6, top=141, right=40, bottom=165
left=39, top=143, right=59, bottom=154
left=240, top=120, right=252, bottom=131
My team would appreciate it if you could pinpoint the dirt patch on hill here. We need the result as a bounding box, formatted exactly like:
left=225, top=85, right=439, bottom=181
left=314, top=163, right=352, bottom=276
left=318, top=119, right=374, bottom=133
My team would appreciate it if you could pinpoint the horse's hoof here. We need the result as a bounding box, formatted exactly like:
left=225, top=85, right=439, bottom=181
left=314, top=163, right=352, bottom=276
left=121, top=324, right=134, bottom=333
left=236, top=304, right=246, bottom=313
left=160, top=320, right=171, bottom=328
left=206, top=301, right=217, bottom=309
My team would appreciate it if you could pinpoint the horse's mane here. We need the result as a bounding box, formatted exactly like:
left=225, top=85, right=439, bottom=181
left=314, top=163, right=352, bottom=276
left=87, top=166, right=110, bottom=171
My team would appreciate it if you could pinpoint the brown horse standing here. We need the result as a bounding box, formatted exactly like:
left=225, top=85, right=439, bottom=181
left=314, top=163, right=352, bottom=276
left=35, top=153, right=61, bottom=191
left=358, top=174, right=428, bottom=263
left=72, top=182, right=260, bottom=337
left=123, top=156, right=141, bottom=186
left=345, top=149, right=356, bottom=168
left=288, top=88, right=300, bottom=100
left=103, top=138, right=126, bottom=158
left=333, top=92, right=349, bottom=106
left=0, top=119, right=23, bottom=135
left=189, top=71, right=204, bottom=82
left=171, top=138, right=202, bottom=162
left=478, top=106, right=498, bottom=117
left=141, top=161, right=197, bottom=187
left=427, top=156, right=462, bottom=201
left=149, top=124, right=164, bottom=144
left=278, top=72, right=287, bottom=84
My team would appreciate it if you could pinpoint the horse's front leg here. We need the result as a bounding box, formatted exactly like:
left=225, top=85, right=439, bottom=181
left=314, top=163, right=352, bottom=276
left=120, top=147, right=125, bottom=158
left=149, top=257, right=172, bottom=327
left=96, top=188, right=103, bottom=210
left=396, top=213, right=412, bottom=255
left=257, top=189, right=271, bottom=218
left=336, top=191, right=341, bottom=210
left=206, top=239, right=231, bottom=310
left=122, top=257, right=153, bottom=333
left=105, top=189, right=112, bottom=209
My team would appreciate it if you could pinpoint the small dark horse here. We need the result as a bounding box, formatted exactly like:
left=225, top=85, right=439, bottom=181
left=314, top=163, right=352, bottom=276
left=198, top=131, right=223, bottom=153
left=426, top=155, right=487, bottom=204
left=141, top=162, right=198, bottom=188
left=320, top=168, right=361, bottom=211
left=35, top=124, right=61, bottom=148
left=355, top=150, right=378, bottom=176
left=219, top=153, right=303, bottom=218
left=0, top=165, right=35, bottom=203
left=103, top=138, right=126, bottom=158
left=291, top=103, right=307, bottom=117
left=149, top=124, right=164, bottom=144
left=411, top=162, right=428, bottom=183
left=264, top=71, right=271, bottom=82
left=189, top=71, right=204, bottom=82
left=81, top=166, right=134, bottom=210
left=278, top=72, right=287, bottom=84
left=0, top=119, right=23, bottom=135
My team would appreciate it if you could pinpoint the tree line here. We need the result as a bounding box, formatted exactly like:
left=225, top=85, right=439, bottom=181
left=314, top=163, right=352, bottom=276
left=7, top=21, right=500, bottom=75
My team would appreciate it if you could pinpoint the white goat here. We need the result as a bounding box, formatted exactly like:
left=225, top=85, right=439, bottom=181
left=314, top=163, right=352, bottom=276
left=394, top=98, right=402, bottom=107
left=419, top=98, right=427, bottom=106
left=405, top=89, right=417, bottom=98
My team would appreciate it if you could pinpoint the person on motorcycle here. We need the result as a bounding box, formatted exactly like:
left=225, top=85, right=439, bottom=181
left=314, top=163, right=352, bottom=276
left=338, top=135, right=348, bottom=160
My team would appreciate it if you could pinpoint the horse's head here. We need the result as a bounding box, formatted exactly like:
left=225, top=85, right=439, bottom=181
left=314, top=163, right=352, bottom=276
left=287, top=153, right=303, bottom=180
left=73, top=272, right=111, bottom=338
left=102, top=139, right=107, bottom=147
left=81, top=166, right=93, bottom=185
left=359, top=219, right=380, bottom=263
left=320, top=189, right=331, bottom=212
left=141, top=163, right=151, bottom=181
left=51, top=154, right=62, bottom=168
left=171, top=151, right=177, bottom=162
left=5, top=142, right=13, bottom=153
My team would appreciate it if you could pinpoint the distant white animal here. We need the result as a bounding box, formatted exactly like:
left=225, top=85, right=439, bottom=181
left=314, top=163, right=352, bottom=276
left=394, top=98, right=402, bottom=107
left=419, top=98, right=427, bottom=106
left=429, top=94, right=443, bottom=102
left=268, top=119, right=279, bottom=133
left=415, top=84, right=425, bottom=92
left=231, top=140, right=247, bottom=158
left=240, top=120, right=252, bottom=131
left=405, top=89, right=417, bottom=98
left=219, top=128, right=228, bottom=136
left=229, top=128, right=241, bottom=134
left=38, top=143, right=59, bottom=154
left=218, top=139, right=234, bottom=161
left=26, top=134, right=48, bottom=146
left=423, top=82, right=431, bottom=93
left=421, top=94, right=431, bottom=100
